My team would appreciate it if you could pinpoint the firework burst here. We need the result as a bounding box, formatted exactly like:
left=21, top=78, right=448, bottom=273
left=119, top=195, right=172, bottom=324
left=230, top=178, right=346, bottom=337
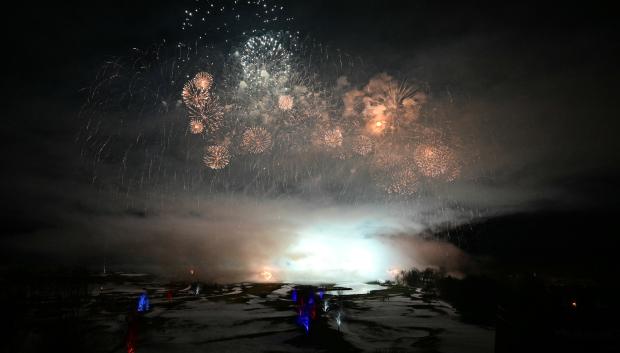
left=241, top=127, right=272, bottom=154
left=278, top=95, right=294, bottom=110
left=413, top=144, right=459, bottom=180
left=188, top=97, right=224, bottom=133
left=203, top=145, right=230, bottom=170
left=238, top=32, right=296, bottom=88
left=182, top=80, right=210, bottom=109
left=323, top=128, right=343, bottom=148
left=193, top=72, right=214, bottom=91
left=189, top=119, right=205, bottom=134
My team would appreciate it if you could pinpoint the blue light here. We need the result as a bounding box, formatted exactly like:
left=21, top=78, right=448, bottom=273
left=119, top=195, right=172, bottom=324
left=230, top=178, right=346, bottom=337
left=297, top=313, right=310, bottom=334
left=137, top=292, right=150, bottom=312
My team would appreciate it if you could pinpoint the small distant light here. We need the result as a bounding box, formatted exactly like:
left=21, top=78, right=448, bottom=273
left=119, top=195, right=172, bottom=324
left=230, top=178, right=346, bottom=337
left=571, top=300, right=577, bottom=308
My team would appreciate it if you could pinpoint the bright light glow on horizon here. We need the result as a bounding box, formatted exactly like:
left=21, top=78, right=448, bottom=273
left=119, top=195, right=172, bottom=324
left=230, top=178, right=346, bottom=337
left=274, top=219, right=403, bottom=282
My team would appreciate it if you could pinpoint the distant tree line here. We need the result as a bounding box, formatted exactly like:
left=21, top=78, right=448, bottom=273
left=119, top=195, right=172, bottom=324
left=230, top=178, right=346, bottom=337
left=395, top=267, right=499, bottom=326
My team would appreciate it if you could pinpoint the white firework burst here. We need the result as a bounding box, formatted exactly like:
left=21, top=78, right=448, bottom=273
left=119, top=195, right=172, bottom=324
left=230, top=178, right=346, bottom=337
left=238, top=32, right=296, bottom=88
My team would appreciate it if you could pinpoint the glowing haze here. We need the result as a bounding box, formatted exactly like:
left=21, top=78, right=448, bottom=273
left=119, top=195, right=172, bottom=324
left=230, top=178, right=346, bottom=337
left=84, top=195, right=471, bottom=283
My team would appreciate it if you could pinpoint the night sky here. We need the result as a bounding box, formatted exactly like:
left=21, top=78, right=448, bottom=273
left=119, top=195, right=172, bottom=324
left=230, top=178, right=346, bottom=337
left=2, top=1, right=619, bottom=280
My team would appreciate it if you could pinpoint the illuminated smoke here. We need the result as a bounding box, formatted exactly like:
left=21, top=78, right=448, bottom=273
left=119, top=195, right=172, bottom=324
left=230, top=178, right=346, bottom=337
left=342, top=73, right=427, bottom=137
left=343, top=89, right=365, bottom=118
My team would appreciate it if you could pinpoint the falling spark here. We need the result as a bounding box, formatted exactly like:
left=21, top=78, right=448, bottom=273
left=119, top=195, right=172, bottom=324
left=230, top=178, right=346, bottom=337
left=385, top=167, right=419, bottom=195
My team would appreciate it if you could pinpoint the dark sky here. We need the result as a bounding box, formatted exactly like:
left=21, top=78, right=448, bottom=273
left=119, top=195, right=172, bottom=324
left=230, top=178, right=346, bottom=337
left=2, top=1, right=619, bottom=276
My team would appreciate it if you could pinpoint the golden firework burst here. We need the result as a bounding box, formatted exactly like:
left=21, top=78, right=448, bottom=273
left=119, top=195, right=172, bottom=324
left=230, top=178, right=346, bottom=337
left=413, top=144, right=459, bottom=179
left=189, top=119, right=205, bottom=134
left=182, top=80, right=209, bottom=109
left=278, top=95, right=294, bottom=111
left=188, top=99, right=224, bottom=133
left=241, top=127, right=272, bottom=154
left=203, top=145, right=230, bottom=170
left=193, top=72, right=214, bottom=91
left=323, top=128, right=343, bottom=148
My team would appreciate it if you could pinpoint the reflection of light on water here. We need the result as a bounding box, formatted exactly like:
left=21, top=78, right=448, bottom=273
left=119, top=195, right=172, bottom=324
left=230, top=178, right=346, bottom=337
left=325, top=282, right=386, bottom=296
